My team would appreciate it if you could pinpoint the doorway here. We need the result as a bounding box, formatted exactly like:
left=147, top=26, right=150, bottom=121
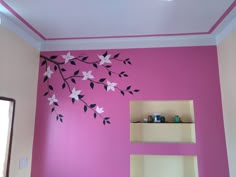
left=0, top=97, right=15, bottom=177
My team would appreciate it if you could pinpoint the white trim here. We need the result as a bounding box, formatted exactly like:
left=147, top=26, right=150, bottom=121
left=41, top=35, right=216, bottom=51
left=2, top=1, right=236, bottom=50
left=216, top=17, right=236, bottom=44
left=214, top=8, right=236, bottom=44
left=0, top=5, right=42, bottom=50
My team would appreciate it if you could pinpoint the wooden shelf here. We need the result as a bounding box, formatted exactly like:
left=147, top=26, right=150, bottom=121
left=131, top=155, right=199, bottom=177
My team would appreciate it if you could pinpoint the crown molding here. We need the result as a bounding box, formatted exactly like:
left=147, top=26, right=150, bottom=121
left=40, top=34, right=216, bottom=51
left=0, top=4, right=42, bottom=50
left=1, top=1, right=236, bottom=51
left=215, top=8, right=236, bottom=44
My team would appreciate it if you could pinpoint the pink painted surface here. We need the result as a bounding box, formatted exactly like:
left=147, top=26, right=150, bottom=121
left=32, top=46, right=229, bottom=177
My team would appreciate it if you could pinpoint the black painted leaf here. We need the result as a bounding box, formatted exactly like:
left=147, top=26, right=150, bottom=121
left=120, top=91, right=125, bottom=96
left=56, top=116, right=59, bottom=120
left=125, top=58, right=130, bottom=61
left=43, top=76, right=48, bottom=82
left=70, top=61, right=76, bottom=65
left=134, top=89, right=140, bottom=92
left=103, top=51, right=108, bottom=57
left=51, top=107, right=55, bottom=112
left=119, top=74, right=121, bottom=78
left=94, top=113, right=97, bottom=118
left=103, top=119, right=106, bottom=125
left=123, top=74, right=128, bottom=77
left=120, top=71, right=125, bottom=74
left=106, top=65, right=112, bottom=68
left=54, top=65, right=57, bottom=71
left=72, top=98, right=75, bottom=104
left=43, top=92, right=48, bottom=96
left=104, top=85, right=107, bottom=91
left=62, top=83, right=66, bottom=89
left=128, top=61, right=132, bottom=65
left=104, top=117, right=110, bottom=120
left=41, top=60, right=46, bottom=66
left=106, top=121, right=111, bottom=124
left=61, top=68, right=66, bottom=72
left=71, top=78, right=76, bottom=84
left=60, top=118, right=63, bottom=123
left=79, top=95, right=84, bottom=99
left=84, top=105, right=87, bottom=112
left=74, top=70, right=79, bottom=76
left=54, top=102, right=59, bottom=106
left=93, top=63, right=98, bottom=68
left=123, top=61, right=126, bottom=64
left=99, top=78, right=106, bottom=82
left=82, top=56, right=88, bottom=61
left=129, top=91, right=133, bottom=95
left=126, top=86, right=131, bottom=90
left=90, top=82, right=94, bottom=89
left=59, top=114, right=63, bottom=117
left=49, top=85, right=54, bottom=90
left=108, top=71, right=111, bottom=76
left=90, top=104, right=96, bottom=108
left=50, top=56, right=57, bottom=60
left=114, top=53, right=120, bottom=58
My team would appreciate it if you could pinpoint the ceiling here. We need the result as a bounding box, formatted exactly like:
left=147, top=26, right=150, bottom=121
left=0, top=0, right=235, bottom=41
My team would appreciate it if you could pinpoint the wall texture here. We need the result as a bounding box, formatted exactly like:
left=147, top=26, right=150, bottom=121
left=217, top=28, right=236, bottom=177
left=32, top=46, right=229, bottom=177
left=0, top=26, right=39, bottom=177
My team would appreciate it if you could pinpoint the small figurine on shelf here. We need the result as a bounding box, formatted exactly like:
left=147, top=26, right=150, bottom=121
left=153, top=113, right=161, bottom=123
left=143, top=118, right=148, bottom=123
left=148, top=115, right=153, bottom=123
left=174, top=115, right=183, bottom=123
left=160, top=116, right=165, bottom=123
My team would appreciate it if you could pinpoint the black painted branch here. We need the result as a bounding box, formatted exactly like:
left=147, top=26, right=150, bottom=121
left=40, top=55, right=64, bottom=65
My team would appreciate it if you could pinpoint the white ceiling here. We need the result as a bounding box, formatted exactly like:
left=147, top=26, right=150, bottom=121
left=0, top=0, right=235, bottom=40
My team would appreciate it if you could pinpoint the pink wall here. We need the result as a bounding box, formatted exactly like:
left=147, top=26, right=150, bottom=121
left=32, top=46, right=229, bottom=177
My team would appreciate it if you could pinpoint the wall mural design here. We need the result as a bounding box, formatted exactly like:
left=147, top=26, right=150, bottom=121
left=40, top=51, right=140, bottom=125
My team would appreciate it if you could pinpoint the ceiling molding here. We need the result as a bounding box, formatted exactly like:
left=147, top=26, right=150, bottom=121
left=215, top=7, right=236, bottom=44
left=0, top=1, right=236, bottom=50
left=0, top=4, right=42, bottom=50
left=41, top=34, right=216, bottom=51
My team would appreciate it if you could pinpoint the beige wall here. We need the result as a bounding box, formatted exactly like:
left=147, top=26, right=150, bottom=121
left=217, top=29, right=236, bottom=177
left=0, top=26, right=39, bottom=177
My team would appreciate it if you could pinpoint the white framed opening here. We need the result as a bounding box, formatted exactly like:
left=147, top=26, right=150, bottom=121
left=0, top=97, right=15, bottom=177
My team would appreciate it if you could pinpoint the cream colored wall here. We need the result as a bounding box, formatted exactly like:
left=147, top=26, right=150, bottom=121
left=0, top=26, right=39, bottom=177
left=217, top=29, right=236, bottom=177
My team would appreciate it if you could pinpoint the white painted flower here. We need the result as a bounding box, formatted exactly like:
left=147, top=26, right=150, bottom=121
left=48, top=94, right=58, bottom=105
left=107, top=81, right=117, bottom=92
left=69, top=87, right=81, bottom=101
left=43, top=66, right=53, bottom=78
left=62, top=51, right=75, bottom=63
left=96, top=106, right=104, bottom=114
left=82, top=70, right=94, bottom=80
left=98, top=54, right=112, bottom=65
